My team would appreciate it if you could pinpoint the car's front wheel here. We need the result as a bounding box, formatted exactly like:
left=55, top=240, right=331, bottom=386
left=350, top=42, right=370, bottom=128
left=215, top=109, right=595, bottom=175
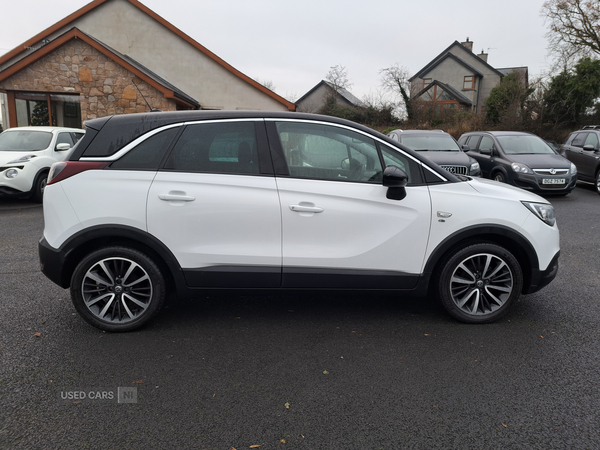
left=493, top=172, right=505, bottom=183
left=595, top=170, right=600, bottom=195
left=70, top=247, right=166, bottom=332
left=31, top=171, right=48, bottom=203
left=438, top=243, right=523, bottom=323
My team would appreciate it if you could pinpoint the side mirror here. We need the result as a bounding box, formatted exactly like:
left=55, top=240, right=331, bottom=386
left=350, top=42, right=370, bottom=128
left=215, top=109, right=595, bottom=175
left=461, top=145, right=470, bottom=152
left=56, top=143, right=72, bottom=151
left=383, top=165, right=408, bottom=200
left=583, top=144, right=596, bottom=151
left=480, top=148, right=492, bottom=156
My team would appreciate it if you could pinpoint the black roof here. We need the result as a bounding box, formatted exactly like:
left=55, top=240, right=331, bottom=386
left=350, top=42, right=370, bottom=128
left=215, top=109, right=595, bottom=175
left=71, top=110, right=460, bottom=182
left=76, top=110, right=395, bottom=159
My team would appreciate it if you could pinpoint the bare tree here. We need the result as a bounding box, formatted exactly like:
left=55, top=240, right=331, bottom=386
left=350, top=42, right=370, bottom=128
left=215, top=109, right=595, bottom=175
left=255, top=78, right=276, bottom=92
left=380, top=64, right=413, bottom=120
left=325, top=65, right=352, bottom=93
left=541, top=0, right=600, bottom=70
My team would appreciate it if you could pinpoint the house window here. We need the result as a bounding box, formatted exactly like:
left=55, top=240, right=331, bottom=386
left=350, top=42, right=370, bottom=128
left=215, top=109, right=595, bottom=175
left=14, top=92, right=81, bottom=128
left=463, top=76, right=475, bottom=90
left=422, top=78, right=432, bottom=90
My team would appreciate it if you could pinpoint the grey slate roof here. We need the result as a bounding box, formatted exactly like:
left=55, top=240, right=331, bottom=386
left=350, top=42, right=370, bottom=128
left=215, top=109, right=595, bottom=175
left=410, top=40, right=505, bottom=81
left=296, top=80, right=364, bottom=107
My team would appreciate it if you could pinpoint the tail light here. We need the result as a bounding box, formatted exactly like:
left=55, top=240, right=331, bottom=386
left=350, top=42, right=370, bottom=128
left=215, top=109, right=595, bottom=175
left=47, top=161, right=110, bottom=185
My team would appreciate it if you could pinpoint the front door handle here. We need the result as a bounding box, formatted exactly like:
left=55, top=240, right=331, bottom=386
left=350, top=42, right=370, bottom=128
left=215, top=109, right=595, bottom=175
left=289, top=204, right=324, bottom=213
left=159, top=192, right=196, bottom=202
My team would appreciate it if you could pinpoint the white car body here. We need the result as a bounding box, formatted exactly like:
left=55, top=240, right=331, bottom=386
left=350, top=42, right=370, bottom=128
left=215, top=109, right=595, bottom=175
left=0, top=126, right=84, bottom=201
left=38, top=111, right=561, bottom=330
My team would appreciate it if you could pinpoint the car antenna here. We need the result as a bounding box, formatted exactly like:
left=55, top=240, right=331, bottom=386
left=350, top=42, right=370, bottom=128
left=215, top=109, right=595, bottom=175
left=132, top=79, right=162, bottom=112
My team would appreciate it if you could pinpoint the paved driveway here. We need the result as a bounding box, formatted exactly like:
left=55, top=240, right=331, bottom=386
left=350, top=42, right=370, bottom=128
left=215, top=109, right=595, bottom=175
left=1, top=184, right=599, bottom=449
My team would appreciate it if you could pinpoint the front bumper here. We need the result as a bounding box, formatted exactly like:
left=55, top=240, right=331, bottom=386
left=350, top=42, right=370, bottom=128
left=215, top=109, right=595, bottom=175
left=524, top=251, right=560, bottom=294
left=512, top=172, right=577, bottom=194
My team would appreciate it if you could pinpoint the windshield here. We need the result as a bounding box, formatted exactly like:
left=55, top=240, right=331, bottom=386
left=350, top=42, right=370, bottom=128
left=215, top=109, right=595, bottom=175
left=0, top=130, right=52, bottom=151
left=401, top=135, right=460, bottom=151
left=497, top=135, right=555, bottom=155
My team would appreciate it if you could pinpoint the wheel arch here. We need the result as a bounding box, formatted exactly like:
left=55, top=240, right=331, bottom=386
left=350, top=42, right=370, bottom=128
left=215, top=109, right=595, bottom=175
left=491, top=166, right=509, bottom=181
left=422, top=225, right=538, bottom=295
left=56, top=225, right=183, bottom=294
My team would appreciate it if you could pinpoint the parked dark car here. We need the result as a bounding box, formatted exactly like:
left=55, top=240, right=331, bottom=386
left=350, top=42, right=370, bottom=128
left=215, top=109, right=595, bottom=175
left=561, top=126, right=600, bottom=195
left=545, top=140, right=560, bottom=154
left=388, top=129, right=481, bottom=176
left=457, top=131, right=577, bottom=195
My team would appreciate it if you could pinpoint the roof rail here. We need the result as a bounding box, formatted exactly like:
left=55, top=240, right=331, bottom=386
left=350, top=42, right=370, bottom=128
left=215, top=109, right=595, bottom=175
left=581, top=125, right=600, bottom=130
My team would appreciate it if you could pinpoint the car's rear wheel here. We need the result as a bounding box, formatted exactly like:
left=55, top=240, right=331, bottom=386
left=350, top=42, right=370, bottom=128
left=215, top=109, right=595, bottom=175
left=493, top=172, right=505, bottom=183
left=438, top=243, right=523, bottom=323
left=31, top=171, right=48, bottom=203
left=70, top=247, right=166, bottom=332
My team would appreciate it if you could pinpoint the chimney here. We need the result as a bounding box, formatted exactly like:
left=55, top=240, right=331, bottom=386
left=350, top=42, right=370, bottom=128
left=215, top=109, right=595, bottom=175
left=461, top=37, right=473, bottom=52
left=478, top=49, right=488, bottom=63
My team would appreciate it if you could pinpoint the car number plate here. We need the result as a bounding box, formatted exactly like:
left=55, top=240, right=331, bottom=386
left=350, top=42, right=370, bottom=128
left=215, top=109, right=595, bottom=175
left=542, top=178, right=565, bottom=185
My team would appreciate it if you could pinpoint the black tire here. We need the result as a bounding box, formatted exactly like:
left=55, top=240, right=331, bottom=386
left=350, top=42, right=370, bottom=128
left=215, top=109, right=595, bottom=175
left=595, top=171, right=600, bottom=195
left=437, top=243, right=523, bottom=324
left=31, top=171, right=48, bottom=203
left=70, top=246, right=166, bottom=332
left=492, top=171, right=505, bottom=183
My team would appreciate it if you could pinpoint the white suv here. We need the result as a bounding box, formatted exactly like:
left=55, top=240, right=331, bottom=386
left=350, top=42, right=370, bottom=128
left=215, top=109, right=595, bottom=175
left=0, top=126, right=84, bottom=202
left=39, top=111, right=560, bottom=331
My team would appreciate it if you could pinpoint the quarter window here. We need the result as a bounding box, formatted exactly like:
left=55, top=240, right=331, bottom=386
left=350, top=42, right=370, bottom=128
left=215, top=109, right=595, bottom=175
left=164, top=122, right=260, bottom=174
left=56, top=132, right=74, bottom=149
left=275, top=121, right=383, bottom=183
left=111, top=128, right=180, bottom=170
left=380, top=145, right=423, bottom=184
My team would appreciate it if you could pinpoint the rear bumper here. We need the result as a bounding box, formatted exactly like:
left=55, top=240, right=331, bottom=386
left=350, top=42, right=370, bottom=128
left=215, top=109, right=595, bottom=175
left=525, top=251, right=559, bottom=294
left=39, top=237, right=70, bottom=288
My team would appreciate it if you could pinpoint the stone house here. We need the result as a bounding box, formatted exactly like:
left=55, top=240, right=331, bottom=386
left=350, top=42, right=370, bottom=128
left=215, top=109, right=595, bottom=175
left=409, top=38, right=528, bottom=117
left=0, top=0, right=295, bottom=129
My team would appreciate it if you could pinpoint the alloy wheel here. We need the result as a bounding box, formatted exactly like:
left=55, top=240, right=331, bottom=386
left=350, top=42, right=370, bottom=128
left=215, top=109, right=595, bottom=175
left=81, top=257, right=153, bottom=324
left=449, top=252, right=513, bottom=316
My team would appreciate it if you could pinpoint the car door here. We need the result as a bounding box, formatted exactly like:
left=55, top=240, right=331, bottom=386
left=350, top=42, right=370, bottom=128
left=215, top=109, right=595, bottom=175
left=579, top=132, right=600, bottom=180
left=267, top=120, right=432, bottom=289
left=147, top=120, right=282, bottom=288
left=564, top=132, right=588, bottom=177
left=471, top=135, right=496, bottom=178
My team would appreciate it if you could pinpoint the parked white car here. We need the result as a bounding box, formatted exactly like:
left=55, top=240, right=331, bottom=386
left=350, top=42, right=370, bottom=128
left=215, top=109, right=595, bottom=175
left=39, top=111, right=560, bottom=331
left=0, top=126, right=84, bottom=202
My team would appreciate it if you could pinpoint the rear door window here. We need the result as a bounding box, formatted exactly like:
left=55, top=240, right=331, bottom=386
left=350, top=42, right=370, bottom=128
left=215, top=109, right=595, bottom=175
left=164, top=121, right=260, bottom=175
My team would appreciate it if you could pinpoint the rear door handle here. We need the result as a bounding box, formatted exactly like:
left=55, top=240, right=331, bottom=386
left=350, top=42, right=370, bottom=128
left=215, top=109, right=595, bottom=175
left=159, top=192, right=196, bottom=202
left=289, top=204, right=323, bottom=213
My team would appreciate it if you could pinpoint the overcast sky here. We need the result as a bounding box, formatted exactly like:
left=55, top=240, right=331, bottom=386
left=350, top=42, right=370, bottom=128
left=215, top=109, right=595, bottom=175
left=0, top=0, right=552, bottom=103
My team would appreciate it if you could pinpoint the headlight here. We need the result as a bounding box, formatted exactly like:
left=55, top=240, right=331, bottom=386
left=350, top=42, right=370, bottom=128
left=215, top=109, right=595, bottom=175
left=5, top=169, right=19, bottom=179
left=511, top=162, right=533, bottom=174
left=522, top=201, right=556, bottom=227
left=470, top=162, right=480, bottom=173
left=570, top=162, right=577, bottom=175
left=7, top=155, right=36, bottom=164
